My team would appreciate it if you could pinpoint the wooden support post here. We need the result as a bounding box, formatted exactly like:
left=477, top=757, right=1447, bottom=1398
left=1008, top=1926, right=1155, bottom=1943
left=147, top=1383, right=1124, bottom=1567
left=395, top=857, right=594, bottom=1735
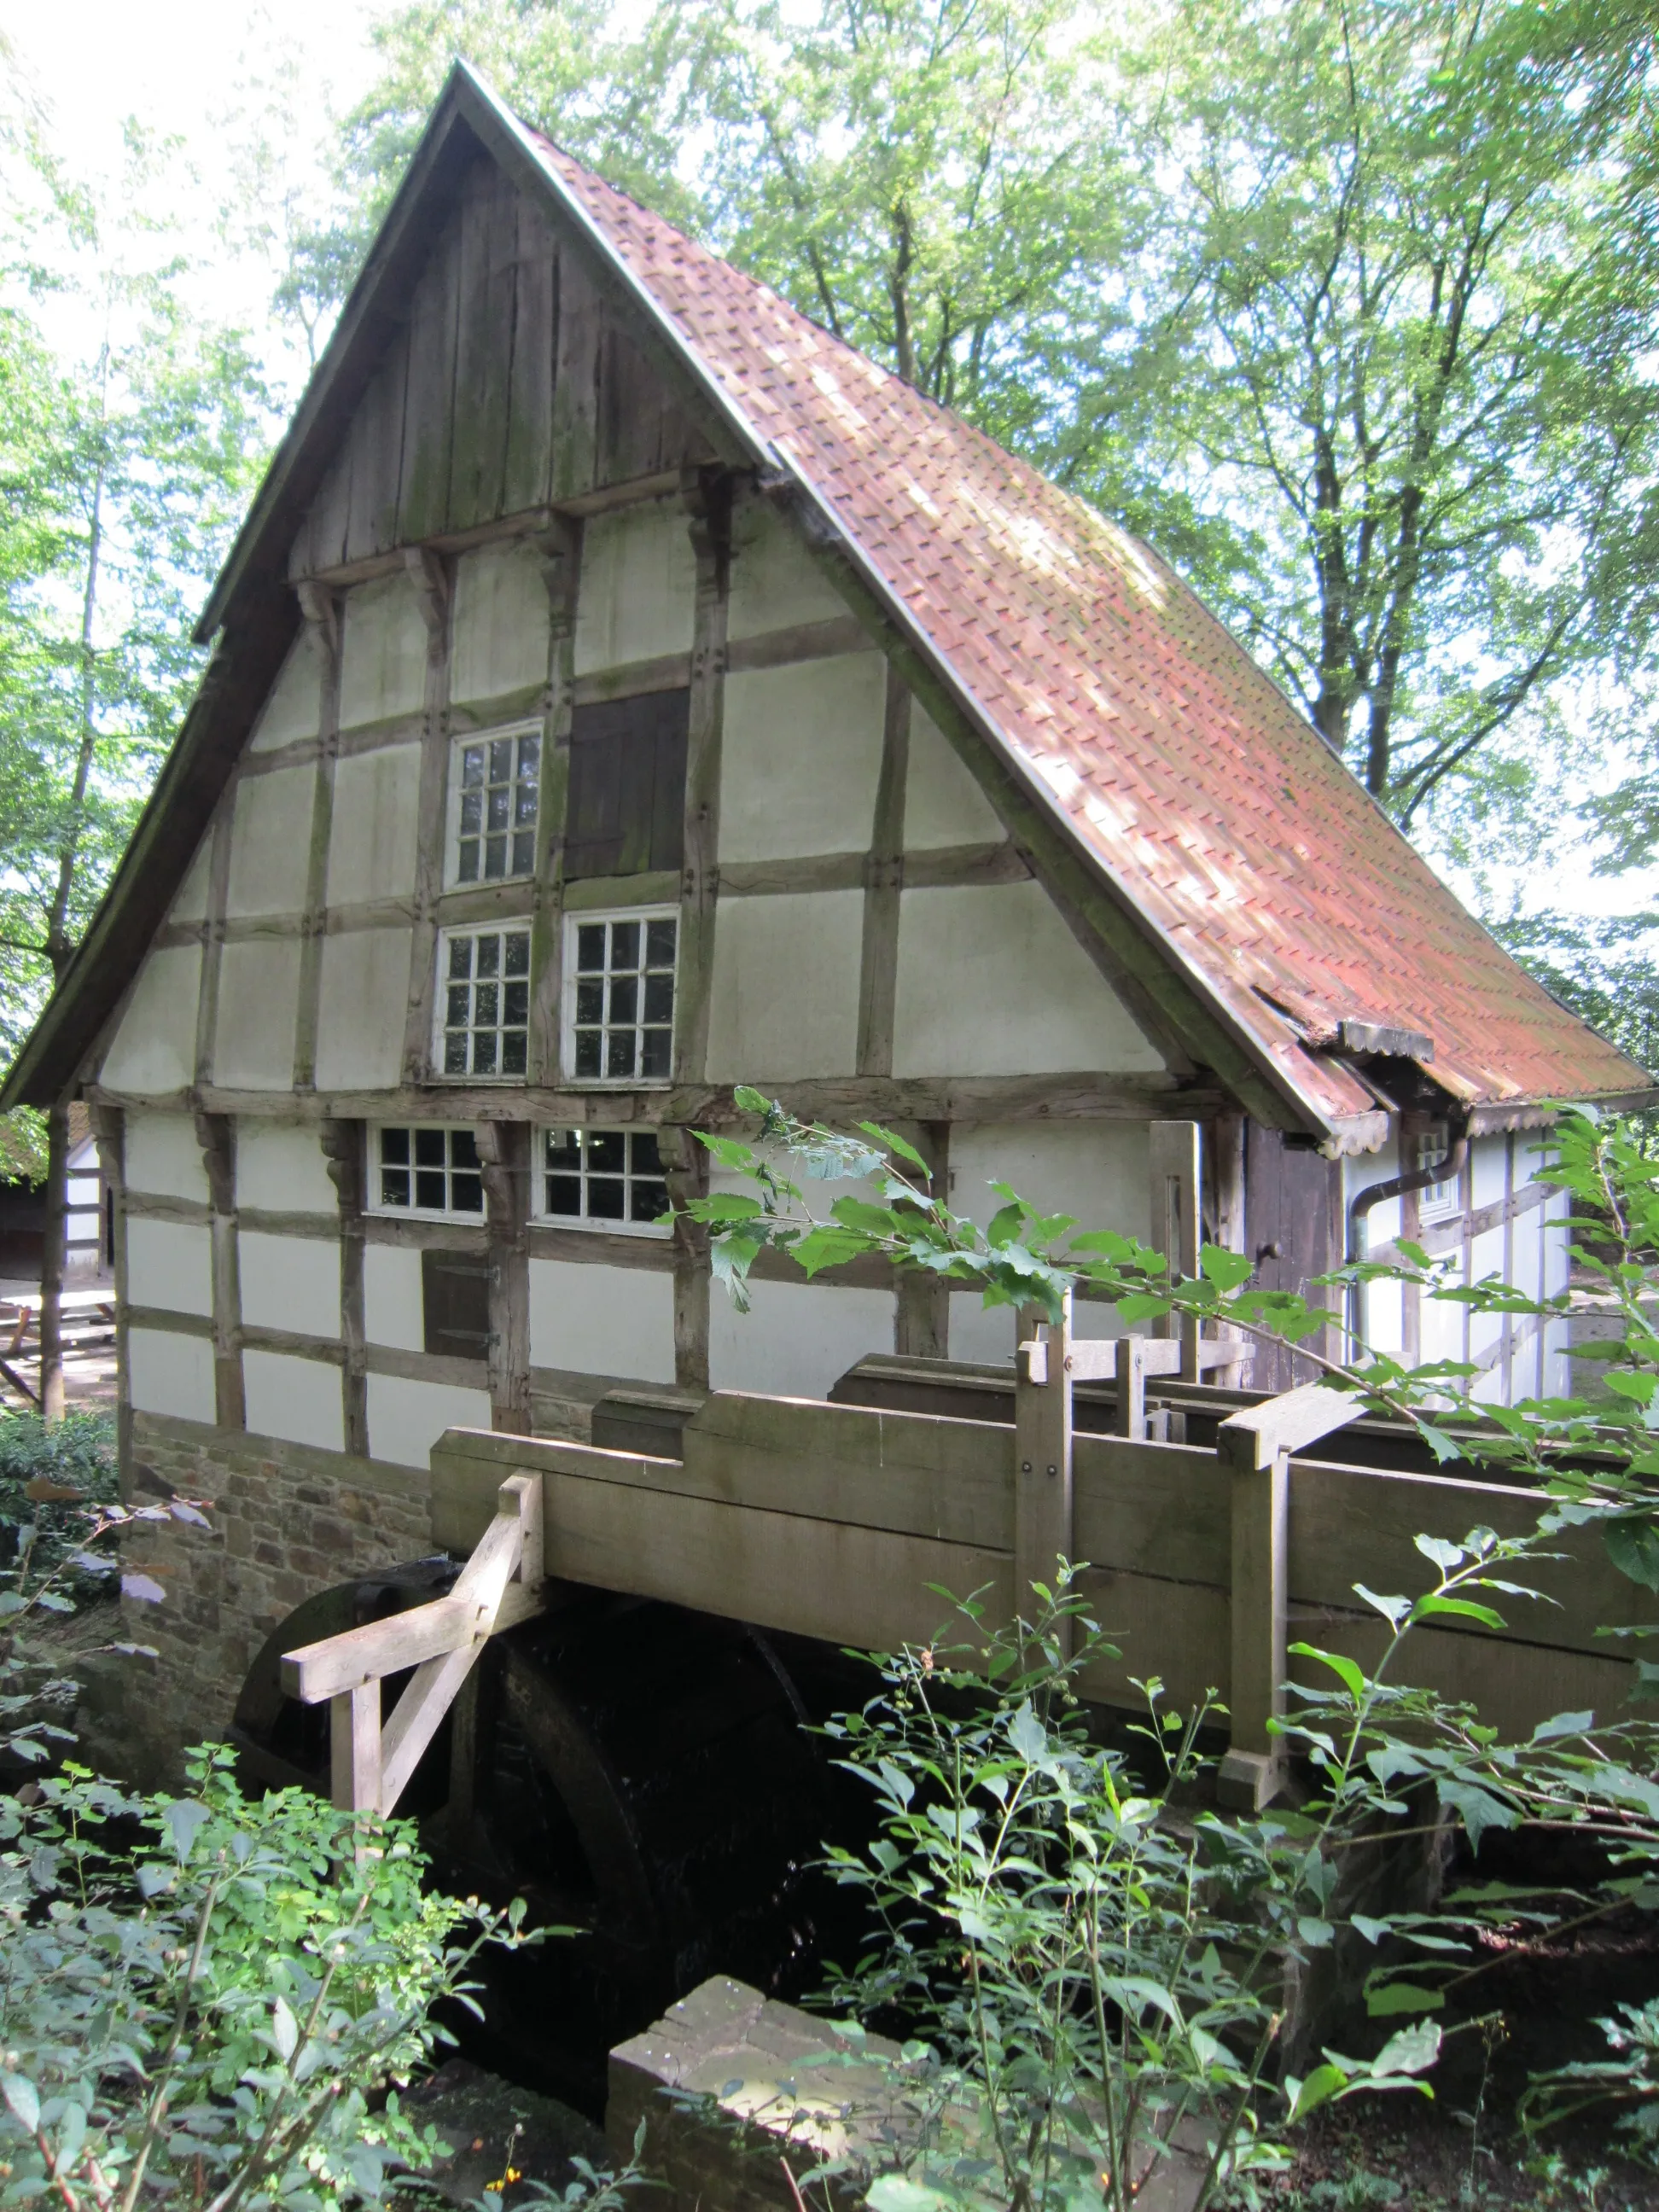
left=1115, top=1332, right=1151, bottom=1441
left=320, top=1121, right=369, bottom=1458
left=894, top=1122, right=949, bottom=1359
left=479, top=1121, right=531, bottom=1433
left=528, top=518, right=579, bottom=1087
left=194, top=1112, right=244, bottom=1431
left=401, top=549, right=454, bottom=1085
left=1211, top=1109, right=1249, bottom=1388
left=1215, top=1382, right=1369, bottom=1809
left=293, top=583, right=341, bottom=1091
left=1014, top=1289, right=1074, bottom=1651
left=331, top=1682, right=381, bottom=1814
left=1150, top=1120, right=1202, bottom=1382
left=676, top=470, right=733, bottom=1086
left=88, top=1104, right=130, bottom=1476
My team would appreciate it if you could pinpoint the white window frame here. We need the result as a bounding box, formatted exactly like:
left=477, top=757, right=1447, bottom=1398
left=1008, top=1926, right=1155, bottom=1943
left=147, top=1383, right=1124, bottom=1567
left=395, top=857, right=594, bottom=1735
left=368, top=1123, right=487, bottom=1221
left=444, top=719, right=544, bottom=890
left=560, top=905, right=678, bottom=1087
left=532, top=1126, right=674, bottom=1238
left=1413, top=1125, right=1461, bottom=1223
left=434, top=922, right=533, bottom=1081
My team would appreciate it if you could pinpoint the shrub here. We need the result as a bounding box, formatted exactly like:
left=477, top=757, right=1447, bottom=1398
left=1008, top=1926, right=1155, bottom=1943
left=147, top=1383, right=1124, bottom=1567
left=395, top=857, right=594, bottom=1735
left=0, top=1408, right=119, bottom=1590
left=0, top=1746, right=543, bottom=2212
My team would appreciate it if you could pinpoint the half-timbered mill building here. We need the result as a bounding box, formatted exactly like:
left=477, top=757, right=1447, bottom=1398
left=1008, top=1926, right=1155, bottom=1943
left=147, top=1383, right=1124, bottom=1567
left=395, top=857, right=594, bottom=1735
left=4, top=66, right=1650, bottom=1772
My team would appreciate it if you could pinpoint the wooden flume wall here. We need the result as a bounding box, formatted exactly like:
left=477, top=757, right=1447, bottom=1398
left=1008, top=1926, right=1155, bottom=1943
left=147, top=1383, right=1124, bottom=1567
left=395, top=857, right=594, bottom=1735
left=428, top=1300, right=1649, bottom=1805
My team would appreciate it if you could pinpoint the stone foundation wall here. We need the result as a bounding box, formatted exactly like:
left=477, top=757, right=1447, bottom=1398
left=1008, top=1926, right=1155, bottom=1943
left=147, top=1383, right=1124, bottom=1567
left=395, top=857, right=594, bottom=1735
left=82, top=1410, right=434, bottom=1787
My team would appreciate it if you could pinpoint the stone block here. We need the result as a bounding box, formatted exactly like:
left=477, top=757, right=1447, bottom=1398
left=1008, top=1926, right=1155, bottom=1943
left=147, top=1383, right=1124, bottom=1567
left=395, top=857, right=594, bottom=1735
left=608, top=1976, right=1213, bottom=2212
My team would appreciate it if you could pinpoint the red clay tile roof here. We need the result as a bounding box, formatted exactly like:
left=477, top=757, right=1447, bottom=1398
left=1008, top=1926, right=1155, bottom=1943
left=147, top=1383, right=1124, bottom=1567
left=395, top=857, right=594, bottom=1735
left=519, top=124, right=1650, bottom=1132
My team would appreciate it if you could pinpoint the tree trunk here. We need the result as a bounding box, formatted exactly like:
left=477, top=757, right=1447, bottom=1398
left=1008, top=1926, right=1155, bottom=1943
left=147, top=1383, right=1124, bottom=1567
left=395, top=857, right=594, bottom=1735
left=39, top=1103, right=67, bottom=1428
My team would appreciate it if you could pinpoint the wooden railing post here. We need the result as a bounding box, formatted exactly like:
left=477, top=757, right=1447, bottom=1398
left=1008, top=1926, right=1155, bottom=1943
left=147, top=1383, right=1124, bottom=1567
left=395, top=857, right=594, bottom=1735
left=1149, top=1120, right=1202, bottom=1382
left=1214, top=1382, right=1370, bottom=1810
left=1015, top=1290, right=1074, bottom=1650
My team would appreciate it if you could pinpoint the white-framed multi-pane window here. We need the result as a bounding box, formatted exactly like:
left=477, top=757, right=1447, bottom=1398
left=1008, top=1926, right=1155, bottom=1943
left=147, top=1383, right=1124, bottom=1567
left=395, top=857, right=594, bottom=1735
left=370, top=1125, right=485, bottom=1219
left=1412, top=1125, right=1460, bottom=1221
left=535, top=1128, right=672, bottom=1235
left=445, top=721, right=541, bottom=887
left=562, top=909, right=678, bottom=1084
left=436, top=924, right=532, bottom=1078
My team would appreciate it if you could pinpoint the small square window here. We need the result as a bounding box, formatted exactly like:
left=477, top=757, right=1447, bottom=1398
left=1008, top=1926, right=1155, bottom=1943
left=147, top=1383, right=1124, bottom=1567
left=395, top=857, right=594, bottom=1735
left=448, top=722, right=542, bottom=887
left=562, top=909, right=677, bottom=1086
left=534, top=1126, right=672, bottom=1236
left=1412, top=1126, right=1460, bottom=1222
left=436, top=926, right=532, bottom=1079
left=372, top=1126, right=486, bottom=1218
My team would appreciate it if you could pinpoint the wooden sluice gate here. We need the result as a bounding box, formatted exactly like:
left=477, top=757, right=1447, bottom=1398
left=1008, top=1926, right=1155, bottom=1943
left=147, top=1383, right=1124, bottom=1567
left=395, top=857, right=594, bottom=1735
left=285, top=1296, right=1653, bottom=1820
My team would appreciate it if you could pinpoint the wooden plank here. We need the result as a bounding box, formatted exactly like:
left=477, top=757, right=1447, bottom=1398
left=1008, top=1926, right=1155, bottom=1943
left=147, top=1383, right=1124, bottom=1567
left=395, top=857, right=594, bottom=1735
left=858, top=660, right=908, bottom=1080
left=1015, top=1296, right=1073, bottom=1633
left=447, top=164, right=516, bottom=531
left=397, top=206, right=464, bottom=544
left=725, top=614, right=870, bottom=674
left=346, top=341, right=410, bottom=562
left=399, top=550, right=454, bottom=1085
left=550, top=245, right=602, bottom=502
left=480, top=1120, right=531, bottom=1432
left=320, top=1120, right=368, bottom=1458
left=292, top=586, right=341, bottom=1091
left=192, top=797, right=236, bottom=1086
left=1149, top=1120, right=1201, bottom=1378
left=674, top=475, right=731, bottom=1084
left=504, top=186, right=556, bottom=515
left=527, top=518, right=577, bottom=1088
left=306, top=434, right=354, bottom=579
left=193, top=1112, right=244, bottom=1432
left=684, top=1389, right=1014, bottom=1547
left=539, top=1465, right=1013, bottom=1656
left=657, top=1123, right=711, bottom=1392
left=1219, top=1442, right=1289, bottom=1807
left=1073, top=1435, right=1231, bottom=1582
left=894, top=1122, right=949, bottom=1359
left=1218, top=1383, right=1364, bottom=1470
left=330, top=1682, right=380, bottom=1813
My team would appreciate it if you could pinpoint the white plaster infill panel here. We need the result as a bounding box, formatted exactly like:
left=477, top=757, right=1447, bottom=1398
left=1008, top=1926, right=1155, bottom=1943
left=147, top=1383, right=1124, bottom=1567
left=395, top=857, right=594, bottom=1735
left=326, top=744, right=422, bottom=906
left=249, top=623, right=325, bottom=753
left=705, top=890, right=863, bottom=1081
left=167, top=839, right=212, bottom=925
left=574, top=499, right=696, bottom=674
left=894, top=882, right=1165, bottom=1076
left=225, top=765, right=317, bottom=919
left=240, top=1232, right=342, bottom=1336
left=236, top=1121, right=340, bottom=1214
left=244, top=1350, right=345, bottom=1453
left=125, top=1112, right=209, bottom=1202
left=368, top=1373, right=492, bottom=1470
left=528, top=1259, right=675, bottom=1383
left=709, top=1278, right=894, bottom=1400
left=950, top=1122, right=1150, bottom=1248
left=948, top=1294, right=1014, bottom=1367
left=451, top=540, right=551, bottom=703
left=128, top=1328, right=216, bottom=1424
left=719, top=655, right=887, bottom=862
left=340, top=572, right=428, bottom=730
left=905, top=703, right=1004, bottom=850
left=364, top=1244, right=423, bottom=1352
left=727, top=500, right=850, bottom=641
left=99, top=946, right=201, bottom=1097
left=313, top=929, right=414, bottom=1091
left=213, top=940, right=301, bottom=1091
left=127, top=1220, right=212, bottom=1317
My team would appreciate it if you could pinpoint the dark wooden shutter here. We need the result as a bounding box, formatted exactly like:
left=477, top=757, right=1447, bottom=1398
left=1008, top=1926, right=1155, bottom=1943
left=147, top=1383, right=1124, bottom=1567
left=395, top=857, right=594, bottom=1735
left=422, top=1249, right=492, bottom=1362
left=565, top=689, right=689, bottom=879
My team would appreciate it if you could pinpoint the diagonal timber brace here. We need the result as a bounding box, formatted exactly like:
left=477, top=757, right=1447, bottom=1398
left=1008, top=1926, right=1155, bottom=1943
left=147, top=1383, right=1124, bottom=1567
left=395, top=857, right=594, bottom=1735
left=281, top=1472, right=549, bottom=1816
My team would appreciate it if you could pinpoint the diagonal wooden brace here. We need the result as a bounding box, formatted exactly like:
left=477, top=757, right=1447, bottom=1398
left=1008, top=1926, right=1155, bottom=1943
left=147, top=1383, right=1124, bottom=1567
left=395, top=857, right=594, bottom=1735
left=285, top=1472, right=547, bottom=1816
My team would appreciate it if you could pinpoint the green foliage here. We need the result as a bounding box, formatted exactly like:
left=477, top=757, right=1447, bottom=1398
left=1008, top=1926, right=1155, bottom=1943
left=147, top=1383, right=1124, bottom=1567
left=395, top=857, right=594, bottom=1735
left=0, top=1406, right=119, bottom=1585
left=800, top=1581, right=1442, bottom=2211
left=0, top=1747, right=541, bottom=2212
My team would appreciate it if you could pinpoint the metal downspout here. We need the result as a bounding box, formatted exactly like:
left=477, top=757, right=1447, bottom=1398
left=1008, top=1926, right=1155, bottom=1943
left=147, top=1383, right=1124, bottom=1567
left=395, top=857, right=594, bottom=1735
left=1345, top=1115, right=1470, bottom=1357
